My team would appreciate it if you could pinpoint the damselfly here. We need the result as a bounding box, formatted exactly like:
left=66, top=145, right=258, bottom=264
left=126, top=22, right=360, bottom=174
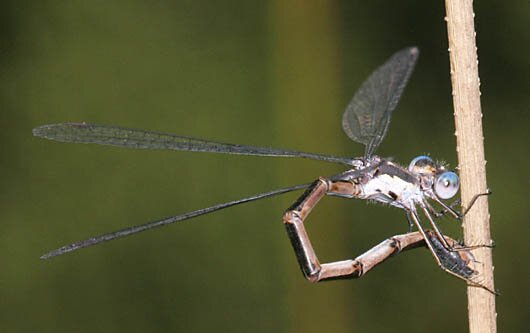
left=33, top=47, right=494, bottom=293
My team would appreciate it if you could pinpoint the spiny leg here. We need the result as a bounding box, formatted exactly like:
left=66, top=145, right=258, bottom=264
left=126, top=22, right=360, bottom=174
left=408, top=210, right=467, bottom=278
left=460, top=190, right=492, bottom=217
left=405, top=212, right=415, bottom=233
left=428, top=191, right=495, bottom=250
left=408, top=211, right=497, bottom=295
left=431, top=190, right=492, bottom=219
left=424, top=200, right=452, bottom=219
left=407, top=209, right=443, bottom=262
left=420, top=204, right=452, bottom=250
left=427, top=230, right=474, bottom=278
left=419, top=205, right=493, bottom=253
left=429, top=231, right=498, bottom=295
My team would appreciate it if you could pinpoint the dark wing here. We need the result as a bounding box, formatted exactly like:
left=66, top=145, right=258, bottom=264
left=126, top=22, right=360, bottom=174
left=33, top=123, right=355, bottom=165
left=342, top=47, right=419, bottom=159
left=40, top=183, right=310, bottom=259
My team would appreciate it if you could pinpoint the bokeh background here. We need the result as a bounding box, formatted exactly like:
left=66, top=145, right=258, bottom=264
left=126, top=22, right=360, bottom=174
left=1, top=1, right=528, bottom=332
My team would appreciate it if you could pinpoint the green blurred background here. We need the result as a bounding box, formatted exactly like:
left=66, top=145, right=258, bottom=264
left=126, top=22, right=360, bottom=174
left=1, top=1, right=528, bottom=332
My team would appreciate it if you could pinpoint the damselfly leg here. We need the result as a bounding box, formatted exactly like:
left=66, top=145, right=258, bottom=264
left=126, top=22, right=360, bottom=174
left=427, top=231, right=498, bottom=295
left=430, top=190, right=492, bottom=219
left=408, top=212, right=497, bottom=294
left=425, top=191, right=495, bottom=251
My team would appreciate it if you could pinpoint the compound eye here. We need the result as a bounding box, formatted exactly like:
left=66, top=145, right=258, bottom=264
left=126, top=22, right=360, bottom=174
left=434, top=171, right=459, bottom=199
left=408, top=155, right=436, bottom=174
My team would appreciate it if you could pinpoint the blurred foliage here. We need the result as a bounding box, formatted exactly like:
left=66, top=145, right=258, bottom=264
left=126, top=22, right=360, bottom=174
left=1, top=1, right=528, bottom=332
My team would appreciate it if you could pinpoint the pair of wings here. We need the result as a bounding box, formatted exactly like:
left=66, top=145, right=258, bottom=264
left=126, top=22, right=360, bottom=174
left=33, top=47, right=418, bottom=164
left=34, top=47, right=419, bottom=258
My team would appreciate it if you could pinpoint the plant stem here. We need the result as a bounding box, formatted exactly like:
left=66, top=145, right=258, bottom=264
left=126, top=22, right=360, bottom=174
left=444, top=0, right=497, bottom=332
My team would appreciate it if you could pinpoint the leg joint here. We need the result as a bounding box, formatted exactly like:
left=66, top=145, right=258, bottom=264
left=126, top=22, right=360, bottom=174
left=317, top=177, right=330, bottom=189
left=305, top=271, right=322, bottom=283
left=388, top=236, right=403, bottom=254
left=282, top=210, right=301, bottom=225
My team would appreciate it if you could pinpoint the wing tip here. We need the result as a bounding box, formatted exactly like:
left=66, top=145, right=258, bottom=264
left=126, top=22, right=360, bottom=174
left=408, top=46, right=419, bottom=55
left=32, top=122, right=89, bottom=139
left=40, top=249, right=59, bottom=260
left=40, top=244, right=77, bottom=259
left=405, top=46, right=420, bottom=61
left=32, top=124, right=53, bottom=138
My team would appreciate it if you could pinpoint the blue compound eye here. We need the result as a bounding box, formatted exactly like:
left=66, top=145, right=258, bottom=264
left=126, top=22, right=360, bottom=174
left=434, top=171, right=459, bottom=199
left=408, top=155, right=436, bottom=174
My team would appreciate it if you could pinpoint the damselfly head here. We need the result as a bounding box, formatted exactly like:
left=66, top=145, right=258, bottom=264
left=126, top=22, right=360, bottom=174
left=408, top=155, right=459, bottom=199
left=408, top=155, right=436, bottom=174
left=433, top=171, right=459, bottom=199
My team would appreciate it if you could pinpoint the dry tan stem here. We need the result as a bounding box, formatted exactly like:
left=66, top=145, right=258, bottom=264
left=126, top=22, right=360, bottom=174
left=444, top=0, right=497, bottom=332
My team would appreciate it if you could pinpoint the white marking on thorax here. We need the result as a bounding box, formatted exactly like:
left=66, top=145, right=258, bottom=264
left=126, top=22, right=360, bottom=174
left=360, top=174, right=422, bottom=208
